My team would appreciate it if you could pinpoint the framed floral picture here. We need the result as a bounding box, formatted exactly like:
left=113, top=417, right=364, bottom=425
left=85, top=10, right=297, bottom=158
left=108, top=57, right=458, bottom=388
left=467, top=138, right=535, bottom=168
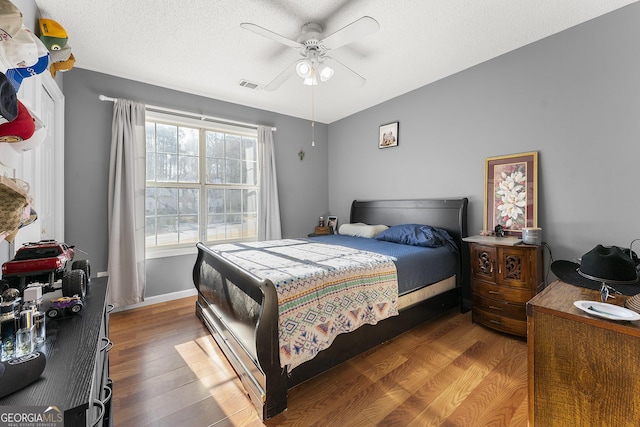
left=484, top=151, right=538, bottom=235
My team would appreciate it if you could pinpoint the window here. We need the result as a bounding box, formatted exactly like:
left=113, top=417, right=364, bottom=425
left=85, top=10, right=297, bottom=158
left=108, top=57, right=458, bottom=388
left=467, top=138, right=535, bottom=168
left=145, top=111, right=258, bottom=256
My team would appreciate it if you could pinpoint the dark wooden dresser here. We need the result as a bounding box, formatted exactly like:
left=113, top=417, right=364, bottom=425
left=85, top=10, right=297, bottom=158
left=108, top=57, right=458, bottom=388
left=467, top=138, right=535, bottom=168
left=0, top=277, right=113, bottom=427
left=465, top=236, right=544, bottom=337
left=527, top=280, right=640, bottom=426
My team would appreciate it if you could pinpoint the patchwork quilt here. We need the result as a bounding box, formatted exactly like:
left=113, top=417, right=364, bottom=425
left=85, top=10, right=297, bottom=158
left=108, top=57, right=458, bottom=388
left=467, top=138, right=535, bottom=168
left=211, top=239, right=399, bottom=371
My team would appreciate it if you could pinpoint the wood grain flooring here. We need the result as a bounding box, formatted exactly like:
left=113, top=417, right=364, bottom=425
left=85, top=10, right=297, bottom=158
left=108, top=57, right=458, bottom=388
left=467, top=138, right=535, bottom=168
left=109, top=296, right=528, bottom=426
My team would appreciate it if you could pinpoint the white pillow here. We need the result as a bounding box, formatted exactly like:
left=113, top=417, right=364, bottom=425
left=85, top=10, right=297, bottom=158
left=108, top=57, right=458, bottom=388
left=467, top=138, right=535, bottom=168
left=338, top=223, right=389, bottom=238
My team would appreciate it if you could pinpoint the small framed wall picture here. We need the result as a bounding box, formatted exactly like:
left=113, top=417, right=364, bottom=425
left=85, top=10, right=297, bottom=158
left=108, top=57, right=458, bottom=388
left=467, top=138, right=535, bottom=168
left=327, top=216, right=338, bottom=234
left=379, top=121, right=399, bottom=148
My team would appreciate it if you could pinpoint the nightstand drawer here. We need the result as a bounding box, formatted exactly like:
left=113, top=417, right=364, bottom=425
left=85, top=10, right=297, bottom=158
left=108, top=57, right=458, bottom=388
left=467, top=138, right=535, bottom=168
left=472, top=307, right=527, bottom=336
left=472, top=293, right=526, bottom=319
left=472, top=279, right=535, bottom=304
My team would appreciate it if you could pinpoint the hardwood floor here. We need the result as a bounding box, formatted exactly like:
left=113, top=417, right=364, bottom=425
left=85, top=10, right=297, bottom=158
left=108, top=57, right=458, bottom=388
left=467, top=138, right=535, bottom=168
left=109, top=297, right=528, bottom=426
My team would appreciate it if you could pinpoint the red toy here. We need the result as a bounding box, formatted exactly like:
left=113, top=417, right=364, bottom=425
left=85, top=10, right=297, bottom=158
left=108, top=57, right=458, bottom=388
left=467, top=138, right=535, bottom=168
left=1, top=240, right=90, bottom=298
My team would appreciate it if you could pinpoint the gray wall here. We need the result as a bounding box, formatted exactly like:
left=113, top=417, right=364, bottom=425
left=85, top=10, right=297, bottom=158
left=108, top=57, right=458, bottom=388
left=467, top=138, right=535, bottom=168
left=16, top=2, right=640, bottom=300
left=328, top=2, right=640, bottom=268
left=62, top=70, right=328, bottom=297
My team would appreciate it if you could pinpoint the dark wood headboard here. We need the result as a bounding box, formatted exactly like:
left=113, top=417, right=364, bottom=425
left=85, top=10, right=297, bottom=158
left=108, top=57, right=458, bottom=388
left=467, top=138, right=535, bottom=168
left=350, top=198, right=469, bottom=296
left=350, top=198, right=468, bottom=246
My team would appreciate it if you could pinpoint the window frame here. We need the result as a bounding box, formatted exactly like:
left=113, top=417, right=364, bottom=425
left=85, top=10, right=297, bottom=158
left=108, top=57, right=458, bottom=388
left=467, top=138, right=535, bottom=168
left=145, top=110, right=259, bottom=259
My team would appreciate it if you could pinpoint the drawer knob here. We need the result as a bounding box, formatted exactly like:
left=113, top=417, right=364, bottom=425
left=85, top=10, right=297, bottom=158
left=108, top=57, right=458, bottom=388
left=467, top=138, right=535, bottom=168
left=488, top=305, right=503, bottom=311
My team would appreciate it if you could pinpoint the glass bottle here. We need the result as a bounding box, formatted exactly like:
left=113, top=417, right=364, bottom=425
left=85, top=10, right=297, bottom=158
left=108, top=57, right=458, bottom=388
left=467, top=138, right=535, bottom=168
left=32, top=309, right=46, bottom=346
left=22, top=300, right=46, bottom=346
left=0, top=302, right=18, bottom=361
left=16, top=309, right=35, bottom=357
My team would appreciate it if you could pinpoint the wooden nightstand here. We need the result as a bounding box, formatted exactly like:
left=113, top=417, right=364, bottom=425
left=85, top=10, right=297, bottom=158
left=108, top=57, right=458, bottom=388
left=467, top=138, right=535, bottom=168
left=308, top=226, right=331, bottom=237
left=463, top=236, right=544, bottom=337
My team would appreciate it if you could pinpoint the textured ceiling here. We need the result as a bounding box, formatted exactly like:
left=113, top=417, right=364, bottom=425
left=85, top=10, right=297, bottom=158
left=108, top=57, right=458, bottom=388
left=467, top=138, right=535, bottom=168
left=34, top=0, right=637, bottom=123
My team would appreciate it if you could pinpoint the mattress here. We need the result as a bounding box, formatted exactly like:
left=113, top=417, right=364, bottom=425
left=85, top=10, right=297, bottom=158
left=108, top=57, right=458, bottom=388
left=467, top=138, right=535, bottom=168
left=308, top=234, right=457, bottom=295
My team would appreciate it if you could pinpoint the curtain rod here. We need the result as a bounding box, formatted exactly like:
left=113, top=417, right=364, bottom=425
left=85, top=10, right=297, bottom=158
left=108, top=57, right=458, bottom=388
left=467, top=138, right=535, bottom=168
left=98, top=95, right=276, bottom=132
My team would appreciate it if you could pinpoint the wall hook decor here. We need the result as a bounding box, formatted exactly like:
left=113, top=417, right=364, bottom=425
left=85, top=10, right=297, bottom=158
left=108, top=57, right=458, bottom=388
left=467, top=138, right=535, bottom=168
left=298, top=149, right=305, bottom=161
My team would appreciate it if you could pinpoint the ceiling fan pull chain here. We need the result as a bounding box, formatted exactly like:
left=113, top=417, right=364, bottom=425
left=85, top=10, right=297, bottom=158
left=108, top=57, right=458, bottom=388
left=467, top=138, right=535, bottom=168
left=311, top=76, right=315, bottom=147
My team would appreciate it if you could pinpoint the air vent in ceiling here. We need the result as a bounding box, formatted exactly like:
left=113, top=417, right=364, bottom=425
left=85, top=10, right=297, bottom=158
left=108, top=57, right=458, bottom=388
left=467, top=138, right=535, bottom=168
left=238, top=79, right=260, bottom=89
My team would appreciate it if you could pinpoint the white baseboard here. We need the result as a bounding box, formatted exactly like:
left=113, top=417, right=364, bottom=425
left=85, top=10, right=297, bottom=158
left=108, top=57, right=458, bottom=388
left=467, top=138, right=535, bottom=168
left=112, top=288, right=198, bottom=313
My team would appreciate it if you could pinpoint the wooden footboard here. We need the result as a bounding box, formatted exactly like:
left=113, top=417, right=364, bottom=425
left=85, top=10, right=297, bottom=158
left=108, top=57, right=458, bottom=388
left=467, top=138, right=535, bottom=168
left=193, top=242, right=288, bottom=419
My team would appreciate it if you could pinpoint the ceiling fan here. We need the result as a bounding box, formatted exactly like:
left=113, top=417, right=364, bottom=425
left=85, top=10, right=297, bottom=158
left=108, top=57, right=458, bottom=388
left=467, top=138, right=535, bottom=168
left=240, top=16, right=380, bottom=91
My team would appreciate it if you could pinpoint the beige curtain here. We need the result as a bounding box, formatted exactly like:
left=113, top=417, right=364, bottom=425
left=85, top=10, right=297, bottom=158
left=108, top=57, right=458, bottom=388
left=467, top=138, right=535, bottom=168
left=257, top=126, right=282, bottom=240
left=107, top=99, right=146, bottom=307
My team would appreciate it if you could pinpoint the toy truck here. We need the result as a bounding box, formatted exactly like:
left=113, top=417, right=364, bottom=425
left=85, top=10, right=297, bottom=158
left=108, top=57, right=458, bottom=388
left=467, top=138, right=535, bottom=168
left=1, top=240, right=90, bottom=298
left=46, top=296, right=83, bottom=318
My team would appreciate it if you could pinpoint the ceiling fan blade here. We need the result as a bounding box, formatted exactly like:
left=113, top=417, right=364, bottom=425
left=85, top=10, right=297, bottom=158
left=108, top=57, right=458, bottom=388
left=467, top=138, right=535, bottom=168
left=321, top=16, right=380, bottom=50
left=240, top=23, right=301, bottom=48
left=264, top=60, right=299, bottom=91
left=324, top=56, right=366, bottom=86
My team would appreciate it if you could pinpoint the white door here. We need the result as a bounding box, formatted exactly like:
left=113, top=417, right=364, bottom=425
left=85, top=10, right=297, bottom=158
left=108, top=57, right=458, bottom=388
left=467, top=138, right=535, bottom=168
left=7, top=73, right=65, bottom=252
left=35, top=84, right=57, bottom=241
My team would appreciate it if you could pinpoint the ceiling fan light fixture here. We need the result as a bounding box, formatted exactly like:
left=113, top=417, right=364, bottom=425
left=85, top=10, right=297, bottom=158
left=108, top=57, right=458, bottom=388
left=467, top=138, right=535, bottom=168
left=317, top=63, right=334, bottom=82
left=296, top=60, right=313, bottom=78
left=303, top=74, right=317, bottom=86
left=242, top=16, right=379, bottom=91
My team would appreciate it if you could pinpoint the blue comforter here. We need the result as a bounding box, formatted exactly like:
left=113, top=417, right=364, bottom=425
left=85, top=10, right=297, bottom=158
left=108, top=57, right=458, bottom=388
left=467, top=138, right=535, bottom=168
left=308, top=234, right=457, bottom=295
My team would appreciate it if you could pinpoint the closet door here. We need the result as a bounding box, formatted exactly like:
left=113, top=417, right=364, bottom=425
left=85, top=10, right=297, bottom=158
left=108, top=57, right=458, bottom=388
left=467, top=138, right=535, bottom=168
left=5, top=73, right=65, bottom=252
left=34, top=80, right=63, bottom=242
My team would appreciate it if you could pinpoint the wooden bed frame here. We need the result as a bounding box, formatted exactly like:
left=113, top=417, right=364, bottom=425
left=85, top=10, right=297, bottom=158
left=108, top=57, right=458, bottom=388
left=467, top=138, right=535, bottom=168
left=192, top=198, right=469, bottom=419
